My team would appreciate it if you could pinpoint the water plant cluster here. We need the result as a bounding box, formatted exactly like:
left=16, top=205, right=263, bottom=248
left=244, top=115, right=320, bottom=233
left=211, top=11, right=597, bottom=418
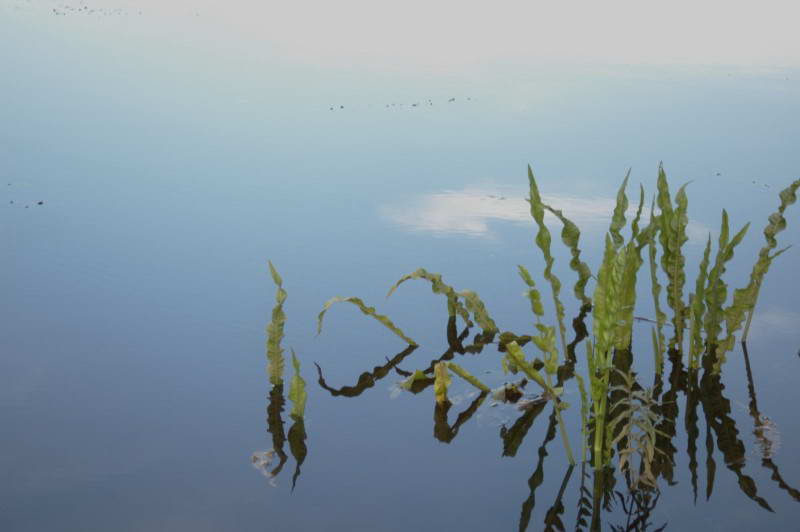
left=263, top=165, right=800, bottom=528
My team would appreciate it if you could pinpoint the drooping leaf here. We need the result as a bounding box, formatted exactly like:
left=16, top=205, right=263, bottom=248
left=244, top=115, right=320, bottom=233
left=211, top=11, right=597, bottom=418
left=266, top=261, right=287, bottom=386
left=387, top=268, right=472, bottom=326
left=317, top=296, right=417, bottom=346
left=446, top=362, right=490, bottom=392
left=505, top=341, right=557, bottom=398
left=457, top=289, right=498, bottom=333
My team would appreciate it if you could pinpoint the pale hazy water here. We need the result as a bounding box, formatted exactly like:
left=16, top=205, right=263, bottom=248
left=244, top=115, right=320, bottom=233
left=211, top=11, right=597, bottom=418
left=2, top=3, right=800, bottom=530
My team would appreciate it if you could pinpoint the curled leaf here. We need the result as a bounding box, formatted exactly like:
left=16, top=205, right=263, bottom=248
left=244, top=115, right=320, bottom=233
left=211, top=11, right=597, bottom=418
left=317, top=296, right=417, bottom=346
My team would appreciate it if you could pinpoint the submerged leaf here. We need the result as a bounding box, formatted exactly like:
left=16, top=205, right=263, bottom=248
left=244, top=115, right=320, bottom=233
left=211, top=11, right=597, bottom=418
left=317, top=296, right=417, bottom=346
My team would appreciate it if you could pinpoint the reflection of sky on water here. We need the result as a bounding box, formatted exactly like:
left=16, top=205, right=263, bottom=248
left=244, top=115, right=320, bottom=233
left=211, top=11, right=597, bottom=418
left=382, top=186, right=710, bottom=241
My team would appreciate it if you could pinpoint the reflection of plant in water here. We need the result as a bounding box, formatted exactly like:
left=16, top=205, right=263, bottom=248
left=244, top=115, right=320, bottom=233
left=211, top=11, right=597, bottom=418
left=255, top=263, right=307, bottom=489
left=609, top=487, right=666, bottom=532
left=263, top=166, right=800, bottom=525
left=607, top=370, right=668, bottom=490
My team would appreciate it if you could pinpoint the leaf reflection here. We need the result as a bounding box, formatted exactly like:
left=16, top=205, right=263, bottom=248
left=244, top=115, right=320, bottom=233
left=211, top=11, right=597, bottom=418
left=314, top=344, right=418, bottom=398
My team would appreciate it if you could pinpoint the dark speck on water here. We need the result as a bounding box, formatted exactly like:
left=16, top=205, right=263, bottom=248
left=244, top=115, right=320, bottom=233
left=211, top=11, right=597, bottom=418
left=37, top=201, right=44, bottom=205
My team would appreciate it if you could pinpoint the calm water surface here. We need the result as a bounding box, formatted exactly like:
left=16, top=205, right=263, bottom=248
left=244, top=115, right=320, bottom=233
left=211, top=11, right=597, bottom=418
left=2, top=3, right=800, bottom=531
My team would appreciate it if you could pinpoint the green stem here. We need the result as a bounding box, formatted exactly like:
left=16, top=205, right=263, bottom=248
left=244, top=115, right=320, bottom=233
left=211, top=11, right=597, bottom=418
left=742, top=280, right=762, bottom=344
left=547, top=373, right=575, bottom=466
left=593, top=384, right=608, bottom=470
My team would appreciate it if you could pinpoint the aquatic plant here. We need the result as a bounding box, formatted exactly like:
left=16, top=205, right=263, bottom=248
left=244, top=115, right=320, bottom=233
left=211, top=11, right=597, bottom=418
left=266, top=261, right=287, bottom=386
left=317, top=295, right=417, bottom=345
left=285, top=162, right=798, bottom=521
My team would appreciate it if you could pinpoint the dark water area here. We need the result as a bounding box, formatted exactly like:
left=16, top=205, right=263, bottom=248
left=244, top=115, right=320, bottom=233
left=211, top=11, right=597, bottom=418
left=2, top=3, right=800, bottom=531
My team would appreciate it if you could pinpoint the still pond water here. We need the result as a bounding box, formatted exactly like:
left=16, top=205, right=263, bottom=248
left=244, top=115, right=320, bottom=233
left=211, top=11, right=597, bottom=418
left=2, top=3, right=800, bottom=531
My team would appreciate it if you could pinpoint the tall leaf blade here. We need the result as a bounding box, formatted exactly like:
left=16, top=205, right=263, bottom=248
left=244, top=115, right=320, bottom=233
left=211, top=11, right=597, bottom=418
left=689, top=236, right=712, bottom=366
left=528, top=166, right=567, bottom=355
left=266, top=261, right=287, bottom=386
left=609, top=170, right=631, bottom=249
left=730, top=179, right=800, bottom=346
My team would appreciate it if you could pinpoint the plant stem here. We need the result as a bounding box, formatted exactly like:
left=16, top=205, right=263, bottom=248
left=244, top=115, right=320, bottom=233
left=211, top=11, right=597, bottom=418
left=742, top=280, right=762, bottom=343
left=547, top=373, right=576, bottom=465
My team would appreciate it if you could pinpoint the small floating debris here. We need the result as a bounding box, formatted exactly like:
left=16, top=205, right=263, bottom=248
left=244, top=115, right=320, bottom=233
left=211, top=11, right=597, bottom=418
left=37, top=201, right=44, bottom=205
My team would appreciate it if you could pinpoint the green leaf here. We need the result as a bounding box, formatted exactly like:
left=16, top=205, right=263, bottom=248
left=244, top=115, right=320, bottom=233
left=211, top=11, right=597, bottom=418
left=288, top=350, right=307, bottom=419
left=505, top=341, right=557, bottom=398
left=657, top=165, right=690, bottom=350
left=647, top=195, right=666, bottom=365
left=527, top=166, right=567, bottom=355
left=447, top=362, right=490, bottom=392
left=610, top=170, right=631, bottom=249
left=542, top=204, right=593, bottom=307
left=726, top=179, right=800, bottom=350
left=434, top=362, right=451, bottom=405
left=400, top=369, right=429, bottom=391
left=704, top=211, right=750, bottom=363
left=457, top=289, right=498, bottom=333
left=689, top=235, right=712, bottom=366
left=517, top=265, right=545, bottom=318
left=266, top=261, right=287, bottom=386
left=317, top=296, right=417, bottom=346
left=387, top=268, right=472, bottom=327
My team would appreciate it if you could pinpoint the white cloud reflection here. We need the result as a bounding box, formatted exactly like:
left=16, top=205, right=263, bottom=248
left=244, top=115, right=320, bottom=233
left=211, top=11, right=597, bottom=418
left=381, top=186, right=710, bottom=241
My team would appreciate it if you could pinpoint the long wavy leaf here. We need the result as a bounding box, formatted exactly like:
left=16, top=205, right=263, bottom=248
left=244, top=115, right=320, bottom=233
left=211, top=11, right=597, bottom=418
left=317, top=296, right=417, bottom=346
left=543, top=204, right=593, bottom=307
left=266, top=261, right=287, bottom=386
left=528, top=165, right=567, bottom=355
left=387, top=268, right=472, bottom=327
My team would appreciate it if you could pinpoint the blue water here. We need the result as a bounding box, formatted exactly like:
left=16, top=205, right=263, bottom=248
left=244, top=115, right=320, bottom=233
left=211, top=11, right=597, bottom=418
left=2, top=3, right=800, bottom=530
